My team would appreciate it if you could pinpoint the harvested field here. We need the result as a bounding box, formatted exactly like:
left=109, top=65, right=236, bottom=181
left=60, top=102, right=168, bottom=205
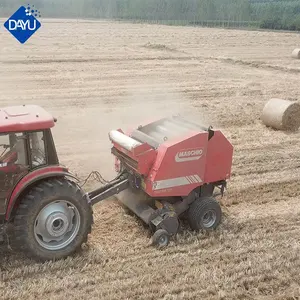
left=1, top=19, right=300, bottom=299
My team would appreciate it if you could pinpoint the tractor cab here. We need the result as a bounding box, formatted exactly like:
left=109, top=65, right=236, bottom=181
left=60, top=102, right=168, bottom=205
left=0, top=105, right=59, bottom=216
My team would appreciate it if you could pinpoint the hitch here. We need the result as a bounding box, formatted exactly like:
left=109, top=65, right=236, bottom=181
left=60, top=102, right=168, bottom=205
left=86, top=173, right=129, bottom=206
left=212, top=181, right=227, bottom=198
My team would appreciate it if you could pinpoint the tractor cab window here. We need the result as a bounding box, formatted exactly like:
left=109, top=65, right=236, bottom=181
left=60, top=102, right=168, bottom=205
left=0, top=133, right=28, bottom=214
left=29, top=131, right=46, bottom=168
left=0, top=133, right=27, bottom=166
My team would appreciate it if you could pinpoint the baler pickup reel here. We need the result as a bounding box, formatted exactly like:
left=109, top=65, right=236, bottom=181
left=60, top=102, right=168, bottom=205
left=86, top=115, right=233, bottom=248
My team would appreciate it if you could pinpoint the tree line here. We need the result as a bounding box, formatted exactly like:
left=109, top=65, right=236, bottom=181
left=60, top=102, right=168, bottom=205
left=1, top=0, right=299, bottom=31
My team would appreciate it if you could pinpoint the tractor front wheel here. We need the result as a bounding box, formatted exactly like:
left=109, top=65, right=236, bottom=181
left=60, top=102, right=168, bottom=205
left=13, top=178, right=92, bottom=261
left=188, top=196, right=221, bottom=231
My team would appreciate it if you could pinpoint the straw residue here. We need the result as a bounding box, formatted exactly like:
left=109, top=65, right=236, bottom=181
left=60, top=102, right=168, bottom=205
left=261, top=98, right=300, bottom=131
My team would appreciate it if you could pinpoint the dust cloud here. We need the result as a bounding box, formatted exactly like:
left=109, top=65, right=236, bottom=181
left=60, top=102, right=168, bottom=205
left=73, top=78, right=210, bottom=180
left=56, top=79, right=213, bottom=180
left=106, top=78, right=211, bottom=130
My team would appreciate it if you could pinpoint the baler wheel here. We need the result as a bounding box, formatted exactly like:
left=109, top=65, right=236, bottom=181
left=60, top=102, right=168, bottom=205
left=151, top=229, right=170, bottom=248
left=12, top=178, right=93, bottom=262
left=188, top=196, right=221, bottom=231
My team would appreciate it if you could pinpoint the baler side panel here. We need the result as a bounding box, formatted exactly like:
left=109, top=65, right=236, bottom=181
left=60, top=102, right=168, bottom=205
left=145, top=133, right=208, bottom=197
left=136, top=150, right=157, bottom=175
left=204, top=130, right=233, bottom=183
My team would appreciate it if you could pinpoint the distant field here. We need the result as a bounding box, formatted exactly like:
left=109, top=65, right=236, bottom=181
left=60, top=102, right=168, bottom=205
left=1, top=19, right=300, bottom=299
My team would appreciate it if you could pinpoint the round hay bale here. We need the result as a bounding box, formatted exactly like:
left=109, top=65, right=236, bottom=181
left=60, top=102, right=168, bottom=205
left=261, top=98, right=300, bottom=131
left=292, top=48, right=300, bottom=59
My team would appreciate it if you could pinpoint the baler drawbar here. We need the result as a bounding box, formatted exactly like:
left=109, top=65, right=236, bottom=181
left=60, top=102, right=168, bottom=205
left=86, top=172, right=129, bottom=206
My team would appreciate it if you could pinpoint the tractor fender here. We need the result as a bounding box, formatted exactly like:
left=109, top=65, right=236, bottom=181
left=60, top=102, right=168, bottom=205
left=5, top=166, right=80, bottom=221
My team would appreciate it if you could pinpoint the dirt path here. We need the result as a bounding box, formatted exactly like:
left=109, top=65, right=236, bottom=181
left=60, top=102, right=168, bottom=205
left=1, top=19, right=300, bottom=299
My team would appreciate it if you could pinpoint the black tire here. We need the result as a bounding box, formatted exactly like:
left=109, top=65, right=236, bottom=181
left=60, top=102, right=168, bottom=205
left=151, top=229, right=170, bottom=248
left=12, top=177, right=93, bottom=262
left=188, top=196, right=221, bottom=231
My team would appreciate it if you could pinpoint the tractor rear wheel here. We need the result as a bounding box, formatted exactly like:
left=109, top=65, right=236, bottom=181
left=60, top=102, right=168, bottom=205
left=188, top=196, right=221, bottom=231
left=13, top=177, right=93, bottom=261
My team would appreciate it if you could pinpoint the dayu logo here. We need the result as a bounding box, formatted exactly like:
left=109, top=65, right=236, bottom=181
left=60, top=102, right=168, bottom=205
left=4, top=5, right=41, bottom=44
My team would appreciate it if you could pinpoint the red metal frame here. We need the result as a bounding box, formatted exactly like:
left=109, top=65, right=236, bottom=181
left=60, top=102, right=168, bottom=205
left=111, top=129, right=157, bottom=175
left=111, top=123, right=233, bottom=198
left=1, top=149, right=18, bottom=164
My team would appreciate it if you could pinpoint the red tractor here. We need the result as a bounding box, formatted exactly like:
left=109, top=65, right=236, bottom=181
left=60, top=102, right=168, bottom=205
left=0, top=105, right=92, bottom=261
left=0, top=105, right=233, bottom=262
